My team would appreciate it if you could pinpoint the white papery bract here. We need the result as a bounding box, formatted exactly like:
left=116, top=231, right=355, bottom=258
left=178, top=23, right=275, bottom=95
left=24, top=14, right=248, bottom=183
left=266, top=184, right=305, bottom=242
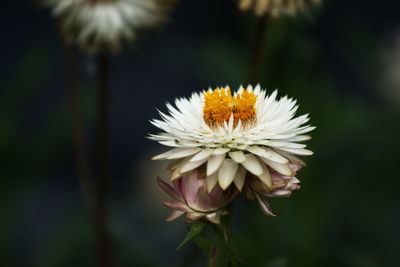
left=150, top=85, right=315, bottom=194
left=45, top=0, right=168, bottom=53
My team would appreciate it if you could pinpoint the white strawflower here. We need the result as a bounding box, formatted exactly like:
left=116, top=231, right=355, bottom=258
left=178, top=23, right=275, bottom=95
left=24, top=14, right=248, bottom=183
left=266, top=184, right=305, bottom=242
left=45, top=0, right=171, bottom=53
left=149, top=85, right=315, bottom=194
left=238, top=0, right=321, bottom=17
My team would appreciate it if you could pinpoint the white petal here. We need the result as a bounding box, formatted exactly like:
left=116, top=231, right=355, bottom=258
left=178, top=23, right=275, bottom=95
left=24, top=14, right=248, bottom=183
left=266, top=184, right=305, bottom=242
left=166, top=159, right=181, bottom=171
left=167, top=148, right=202, bottom=159
left=170, top=168, right=182, bottom=181
left=260, top=158, right=293, bottom=176
left=241, top=154, right=263, bottom=176
left=275, top=150, right=306, bottom=166
left=248, top=146, right=289, bottom=164
left=180, top=158, right=208, bottom=173
left=229, top=151, right=246, bottom=163
left=206, top=212, right=221, bottom=224
left=233, top=165, right=246, bottom=191
left=285, top=135, right=312, bottom=142
left=247, top=146, right=266, bottom=157
left=207, top=154, right=226, bottom=176
left=170, top=158, right=190, bottom=181
left=190, top=149, right=213, bottom=162
left=206, top=173, right=218, bottom=193
left=158, top=140, right=182, bottom=147
left=218, top=159, right=238, bottom=190
left=261, top=148, right=289, bottom=164
left=152, top=148, right=184, bottom=160
left=277, top=147, right=314, bottom=156
left=213, top=148, right=230, bottom=155
left=257, top=162, right=272, bottom=188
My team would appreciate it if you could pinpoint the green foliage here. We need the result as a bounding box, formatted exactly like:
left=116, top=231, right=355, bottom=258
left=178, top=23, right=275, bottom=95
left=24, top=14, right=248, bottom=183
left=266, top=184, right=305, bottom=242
left=177, top=221, right=207, bottom=250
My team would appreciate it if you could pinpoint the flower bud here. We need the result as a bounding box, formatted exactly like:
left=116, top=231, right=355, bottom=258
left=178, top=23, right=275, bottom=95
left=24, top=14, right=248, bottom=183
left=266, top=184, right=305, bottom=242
left=245, top=163, right=302, bottom=216
left=157, top=169, right=237, bottom=224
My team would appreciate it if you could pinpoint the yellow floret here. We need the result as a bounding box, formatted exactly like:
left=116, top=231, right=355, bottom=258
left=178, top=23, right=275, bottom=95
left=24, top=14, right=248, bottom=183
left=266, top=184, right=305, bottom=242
left=203, top=87, right=257, bottom=127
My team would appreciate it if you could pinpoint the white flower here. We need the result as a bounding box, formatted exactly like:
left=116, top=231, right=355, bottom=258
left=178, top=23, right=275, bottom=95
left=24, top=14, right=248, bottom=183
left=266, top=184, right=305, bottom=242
left=238, top=0, right=321, bottom=17
left=149, top=85, right=315, bottom=193
left=45, top=0, right=169, bottom=53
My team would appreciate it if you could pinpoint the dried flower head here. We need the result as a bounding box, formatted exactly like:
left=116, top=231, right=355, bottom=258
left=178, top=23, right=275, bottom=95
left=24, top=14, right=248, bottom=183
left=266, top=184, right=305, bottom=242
left=43, top=0, right=174, bottom=53
left=157, top=169, right=237, bottom=224
left=238, top=0, right=321, bottom=17
left=150, top=85, right=314, bottom=197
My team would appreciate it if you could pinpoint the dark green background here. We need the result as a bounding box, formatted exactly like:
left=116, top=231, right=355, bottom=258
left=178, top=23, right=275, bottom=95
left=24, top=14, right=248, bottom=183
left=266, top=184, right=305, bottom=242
left=1, top=0, right=399, bottom=266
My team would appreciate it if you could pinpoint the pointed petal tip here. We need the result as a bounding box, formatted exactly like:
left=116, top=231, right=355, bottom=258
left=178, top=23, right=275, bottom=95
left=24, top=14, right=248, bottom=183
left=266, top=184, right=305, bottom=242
left=255, top=193, right=277, bottom=217
left=157, top=177, right=183, bottom=201
left=219, top=182, right=231, bottom=191
left=170, top=171, right=183, bottom=182
left=242, top=154, right=264, bottom=176
left=206, top=212, right=221, bottom=224
left=165, top=210, right=185, bottom=222
left=156, top=176, right=164, bottom=185
left=206, top=173, right=218, bottom=193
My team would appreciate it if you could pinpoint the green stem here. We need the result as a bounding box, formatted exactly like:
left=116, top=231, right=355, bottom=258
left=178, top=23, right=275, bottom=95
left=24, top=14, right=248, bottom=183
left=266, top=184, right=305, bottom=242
left=209, top=213, right=233, bottom=267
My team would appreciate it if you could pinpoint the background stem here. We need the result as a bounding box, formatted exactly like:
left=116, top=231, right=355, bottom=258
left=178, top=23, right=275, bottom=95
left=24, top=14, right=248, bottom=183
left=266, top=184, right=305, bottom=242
left=96, top=52, right=112, bottom=267
left=64, top=45, right=95, bottom=215
left=247, top=14, right=269, bottom=85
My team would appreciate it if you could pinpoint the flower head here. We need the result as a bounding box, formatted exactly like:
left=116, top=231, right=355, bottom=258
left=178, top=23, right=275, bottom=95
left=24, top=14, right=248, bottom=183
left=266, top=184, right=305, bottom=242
left=150, top=85, right=315, bottom=197
left=238, top=0, right=321, bottom=17
left=157, top=169, right=237, bottom=224
left=44, top=0, right=173, bottom=53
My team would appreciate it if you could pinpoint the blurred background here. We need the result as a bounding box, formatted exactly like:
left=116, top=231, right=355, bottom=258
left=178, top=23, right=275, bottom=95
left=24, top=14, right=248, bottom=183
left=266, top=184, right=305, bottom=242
left=1, top=0, right=400, bottom=266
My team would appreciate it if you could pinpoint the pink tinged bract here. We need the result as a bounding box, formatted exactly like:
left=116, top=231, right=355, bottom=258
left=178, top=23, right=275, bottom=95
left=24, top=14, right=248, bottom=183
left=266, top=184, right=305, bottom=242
left=157, top=169, right=237, bottom=224
left=248, top=162, right=303, bottom=216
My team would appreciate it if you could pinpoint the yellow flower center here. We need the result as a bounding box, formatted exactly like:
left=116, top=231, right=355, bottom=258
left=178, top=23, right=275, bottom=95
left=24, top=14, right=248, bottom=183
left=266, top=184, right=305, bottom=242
left=203, top=88, right=257, bottom=127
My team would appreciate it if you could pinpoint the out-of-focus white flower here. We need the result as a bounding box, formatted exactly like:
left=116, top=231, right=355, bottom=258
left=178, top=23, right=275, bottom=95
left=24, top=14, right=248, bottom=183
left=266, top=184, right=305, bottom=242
left=157, top=169, right=237, bottom=224
left=150, top=85, right=314, bottom=195
left=44, top=0, right=172, bottom=53
left=238, top=0, right=321, bottom=17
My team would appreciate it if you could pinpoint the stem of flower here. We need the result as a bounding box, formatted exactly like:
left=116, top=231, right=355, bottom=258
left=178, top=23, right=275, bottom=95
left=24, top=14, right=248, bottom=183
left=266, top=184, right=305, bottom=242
left=209, top=211, right=234, bottom=267
left=247, top=14, right=269, bottom=85
left=96, top=52, right=112, bottom=267
left=64, top=45, right=95, bottom=215
left=209, top=222, right=229, bottom=267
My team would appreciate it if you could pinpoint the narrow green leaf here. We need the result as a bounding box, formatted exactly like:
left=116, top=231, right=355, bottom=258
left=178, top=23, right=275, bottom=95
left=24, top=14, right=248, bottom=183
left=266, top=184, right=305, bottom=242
left=177, top=221, right=207, bottom=250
